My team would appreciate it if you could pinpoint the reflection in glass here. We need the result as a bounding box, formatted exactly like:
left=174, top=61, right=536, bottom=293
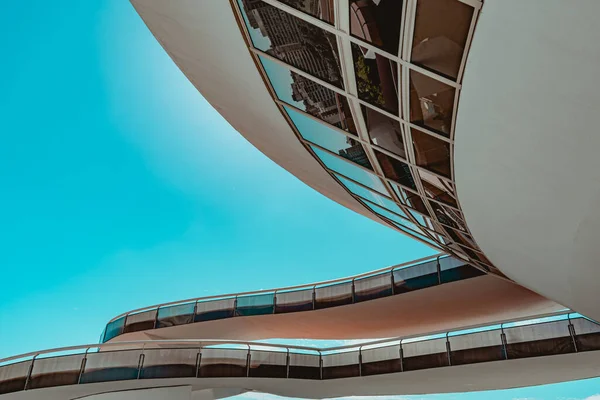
left=312, top=146, right=388, bottom=194
left=411, top=128, right=451, bottom=178
left=409, top=70, right=455, bottom=137
left=444, top=223, right=477, bottom=248
left=349, top=0, right=403, bottom=54
left=260, top=57, right=356, bottom=132
left=362, top=106, right=406, bottom=158
left=351, top=43, right=398, bottom=114
left=412, top=0, right=474, bottom=80
left=287, top=106, right=371, bottom=169
left=277, top=0, right=335, bottom=24
left=239, top=0, right=343, bottom=88
left=365, top=201, right=421, bottom=233
left=375, top=150, right=417, bottom=190
left=419, top=169, right=457, bottom=207
left=337, top=174, right=406, bottom=217
left=392, top=184, right=430, bottom=216
left=429, top=200, right=467, bottom=231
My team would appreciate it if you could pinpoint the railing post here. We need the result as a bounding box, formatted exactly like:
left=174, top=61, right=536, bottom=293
left=500, top=324, right=508, bottom=360
left=77, top=348, right=90, bottom=384
left=246, top=346, right=251, bottom=377
left=286, top=348, right=290, bottom=379
left=312, top=286, right=316, bottom=310
left=445, top=333, right=451, bottom=366
left=390, top=269, right=395, bottom=295
left=195, top=347, right=202, bottom=378
left=399, top=340, right=404, bottom=372
left=273, top=291, right=277, bottom=314
left=23, top=354, right=37, bottom=390
left=153, top=307, right=160, bottom=329
left=319, top=351, right=323, bottom=380
left=351, top=279, right=356, bottom=304
left=358, top=347, right=362, bottom=377
left=234, top=296, right=239, bottom=317
left=436, top=256, right=442, bottom=285
left=568, top=314, right=578, bottom=352
left=136, top=343, right=146, bottom=379
left=192, top=302, right=198, bottom=322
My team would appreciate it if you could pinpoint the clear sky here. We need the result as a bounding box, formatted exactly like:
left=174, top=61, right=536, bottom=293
left=0, top=1, right=598, bottom=400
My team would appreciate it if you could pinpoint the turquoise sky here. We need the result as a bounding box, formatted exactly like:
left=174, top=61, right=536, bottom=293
left=0, top=1, right=599, bottom=399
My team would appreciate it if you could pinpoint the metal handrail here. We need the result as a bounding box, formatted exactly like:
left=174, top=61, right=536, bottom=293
left=107, top=253, right=445, bottom=323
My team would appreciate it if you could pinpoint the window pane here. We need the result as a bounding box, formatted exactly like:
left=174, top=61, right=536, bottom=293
left=276, top=0, right=335, bottom=24
left=409, top=70, right=455, bottom=137
left=337, top=174, right=405, bottom=216
left=362, top=106, right=406, bottom=158
left=236, top=293, right=275, bottom=316
left=365, top=201, right=420, bottom=233
left=287, top=107, right=371, bottom=169
left=411, top=128, right=451, bottom=178
left=428, top=200, right=467, bottom=232
left=392, top=185, right=431, bottom=216
left=349, top=0, right=403, bottom=54
left=412, top=0, right=474, bottom=80
left=312, top=146, right=388, bottom=194
left=419, top=169, right=457, bottom=207
left=392, top=221, right=441, bottom=248
left=375, top=150, right=417, bottom=190
left=156, top=303, right=195, bottom=328
left=239, top=1, right=344, bottom=88
left=103, top=316, right=125, bottom=342
left=351, top=43, right=399, bottom=114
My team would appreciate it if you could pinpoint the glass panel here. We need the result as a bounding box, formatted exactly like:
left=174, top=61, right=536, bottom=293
left=322, top=351, right=360, bottom=379
left=420, top=169, right=457, bottom=207
left=572, top=317, right=600, bottom=352
left=238, top=1, right=343, bottom=88
left=249, top=350, right=287, bottom=378
left=361, top=344, right=401, bottom=376
left=354, top=272, right=392, bottom=302
left=439, top=256, right=483, bottom=283
left=288, top=352, right=320, bottom=379
left=103, top=316, right=125, bottom=342
left=80, top=350, right=142, bottom=384
left=236, top=293, right=275, bottom=316
left=409, top=70, right=455, bottom=137
left=124, top=309, right=157, bottom=334
left=349, top=0, right=403, bottom=54
left=402, top=337, right=449, bottom=371
left=411, top=128, right=451, bottom=178
left=312, top=146, right=388, bottom=194
left=199, top=348, right=248, bottom=378
left=362, top=105, right=406, bottom=158
left=504, top=321, right=574, bottom=359
left=156, top=303, right=195, bottom=328
left=393, top=185, right=430, bottom=216
left=393, top=259, right=438, bottom=293
left=449, top=330, right=504, bottom=365
left=29, top=354, right=84, bottom=389
left=195, top=298, right=235, bottom=322
left=428, top=200, right=467, bottom=231
left=315, top=282, right=353, bottom=309
left=140, top=348, right=198, bottom=379
left=351, top=42, right=399, bottom=114
left=0, top=360, right=31, bottom=394
left=375, top=150, right=417, bottom=190
left=412, top=0, right=474, bottom=80
left=365, top=201, right=420, bottom=233
left=275, top=289, right=314, bottom=313
left=276, top=0, right=335, bottom=24
left=337, top=174, right=405, bottom=216
left=392, top=221, right=442, bottom=249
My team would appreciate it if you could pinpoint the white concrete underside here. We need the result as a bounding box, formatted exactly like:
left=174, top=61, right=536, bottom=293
left=455, top=0, right=600, bottom=321
left=4, top=352, right=600, bottom=399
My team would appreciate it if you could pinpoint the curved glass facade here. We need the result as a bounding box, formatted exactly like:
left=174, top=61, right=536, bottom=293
left=232, top=0, right=504, bottom=276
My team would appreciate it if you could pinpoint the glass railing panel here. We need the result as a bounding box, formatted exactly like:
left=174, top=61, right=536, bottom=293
left=375, top=150, right=417, bottom=191
left=156, top=303, right=195, bottom=329
left=361, top=105, right=406, bottom=159
left=354, top=272, right=392, bottom=302
left=315, top=282, right=353, bottom=309
left=103, top=316, right=125, bottom=343
left=402, top=337, right=449, bottom=371
left=504, top=320, right=574, bottom=359
left=349, top=0, right=402, bottom=54
left=361, top=344, right=401, bottom=376
left=336, top=175, right=406, bottom=217
left=312, top=146, right=387, bottom=194
left=276, top=0, right=335, bottom=24
left=29, top=353, right=84, bottom=389
left=275, top=289, right=314, bottom=313
left=570, top=317, right=600, bottom=352
left=288, top=352, right=320, bottom=380
left=236, top=293, right=275, bottom=316
left=124, top=309, right=157, bottom=334
left=0, top=360, right=31, bottom=394
left=409, top=70, right=455, bottom=137
left=411, top=128, right=451, bottom=179
left=80, top=349, right=142, bottom=384
left=260, top=57, right=356, bottom=133
left=140, top=348, right=199, bottom=379
left=249, top=350, right=287, bottom=378
left=322, top=351, right=360, bottom=379
left=237, top=1, right=344, bottom=89
left=449, top=330, right=503, bottom=365
left=439, top=257, right=484, bottom=283
left=351, top=42, right=399, bottom=114
left=411, top=0, right=473, bottom=80
left=198, top=348, right=248, bottom=378
left=392, top=259, right=438, bottom=293
left=194, top=298, right=235, bottom=322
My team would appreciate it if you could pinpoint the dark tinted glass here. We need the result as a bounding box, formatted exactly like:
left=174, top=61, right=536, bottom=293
left=375, top=150, right=417, bottom=190
left=428, top=200, right=467, bottom=231
left=362, top=106, right=406, bottom=158
left=411, top=128, right=451, bottom=178
left=349, top=0, right=403, bottom=54
left=103, top=316, right=125, bottom=342
left=409, top=70, right=455, bottom=137
left=277, top=0, right=335, bottom=24
left=412, top=0, right=474, bottom=80
left=236, top=293, right=275, bottom=316
left=239, top=1, right=343, bottom=88
left=337, top=174, right=406, bottom=216
left=351, top=43, right=399, bottom=114
left=419, top=169, right=457, bottom=207
left=393, top=184, right=430, bottom=216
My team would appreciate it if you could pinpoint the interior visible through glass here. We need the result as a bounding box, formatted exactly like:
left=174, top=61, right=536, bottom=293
left=409, top=70, right=455, bottom=137
left=375, top=150, right=417, bottom=190
left=349, top=0, right=403, bottom=54
left=277, top=0, right=335, bottom=25
left=362, top=105, right=406, bottom=159
left=411, top=128, right=451, bottom=178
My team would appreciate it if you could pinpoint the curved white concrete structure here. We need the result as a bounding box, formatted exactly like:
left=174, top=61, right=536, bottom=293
left=454, top=0, right=600, bottom=322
